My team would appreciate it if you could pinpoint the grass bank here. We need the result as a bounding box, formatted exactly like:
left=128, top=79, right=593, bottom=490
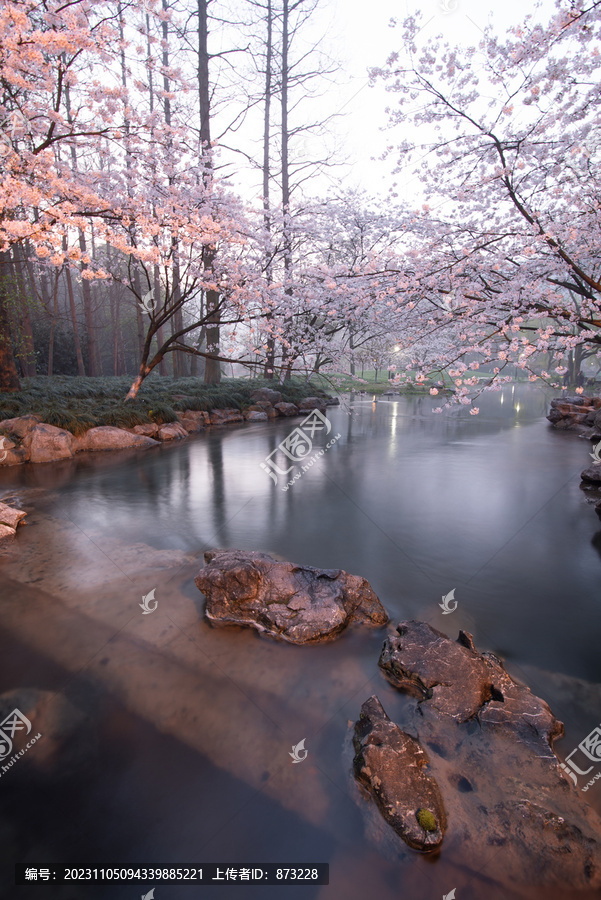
left=0, top=376, right=331, bottom=436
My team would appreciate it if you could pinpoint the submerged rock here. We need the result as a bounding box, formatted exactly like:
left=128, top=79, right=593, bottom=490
left=195, top=549, right=388, bottom=643
left=360, top=620, right=601, bottom=891
left=353, top=695, right=446, bottom=852
left=0, top=501, right=27, bottom=541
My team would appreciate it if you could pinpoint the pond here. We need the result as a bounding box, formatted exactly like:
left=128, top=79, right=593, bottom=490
left=0, top=383, right=600, bottom=900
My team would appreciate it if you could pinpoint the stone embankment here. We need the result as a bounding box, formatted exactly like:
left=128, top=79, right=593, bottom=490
left=0, top=390, right=336, bottom=467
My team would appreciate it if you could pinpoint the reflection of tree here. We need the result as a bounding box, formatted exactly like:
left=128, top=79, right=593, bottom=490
left=208, top=437, right=227, bottom=542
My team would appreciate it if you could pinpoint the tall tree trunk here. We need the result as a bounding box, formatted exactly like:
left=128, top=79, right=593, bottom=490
left=47, top=270, right=60, bottom=376
left=145, top=13, right=168, bottom=378
left=62, top=236, right=86, bottom=376
left=162, top=0, right=187, bottom=379
left=12, top=245, right=36, bottom=376
left=0, top=248, right=21, bottom=391
left=262, top=0, right=276, bottom=379
left=64, top=75, right=97, bottom=375
left=198, top=0, right=221, bottom=384
left=280, top=0, right=294, bottom=380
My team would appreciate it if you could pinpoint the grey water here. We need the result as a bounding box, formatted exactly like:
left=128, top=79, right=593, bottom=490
left=1, top=383, right=600, bottom=900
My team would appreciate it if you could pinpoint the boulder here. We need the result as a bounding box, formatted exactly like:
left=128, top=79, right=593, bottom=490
left=244, top=410, right=268, bottom=422
left=248, top=401, right=278, bottom=418
left=195, top=549, right=388, bottom=643
left=176, top=409, right=210, bottom=433
left=158, top=422, right=188, bottom=441
left=297, top=397, right=327, bottom=414
left=379, top=621, right=561, bottom=740
left=547, top=396, right=600, bottom=431
left=362, top=620, right=601, bottom=891
left=21, top=423, right=75, bottom=463
left=274, top=401, right=299, bottom=417
left=581, top=463, right=601, bottom=484
left=0, top=446, right=29, bottom=467
left=353, top=696, right=446, bottom=852
left=250, top=388, right=282, bottom=405
left=209, top=408, right=244, bottom=425
left=550, top=395, right=592, bottom=408
left=0, top=414, right=41, bottom=439
left=75, top=426, right=159, bottom=453
left=131, top=423, right=160, bottom=438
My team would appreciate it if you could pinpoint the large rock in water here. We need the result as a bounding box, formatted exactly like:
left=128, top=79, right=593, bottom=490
left=0, top=501, right=27, bottom=542
left=195, top=549, right=388, bottom=643
left=359, top=620, right=601, bottom=891
left=353, top=695, right=446, bottom=852
left=580, top=461, right=601, bottom=484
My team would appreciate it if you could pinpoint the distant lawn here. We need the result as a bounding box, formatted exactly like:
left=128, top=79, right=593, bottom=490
left=313, top=370, right=456, bottom=396
left=0, top=375, right=331, bottom=435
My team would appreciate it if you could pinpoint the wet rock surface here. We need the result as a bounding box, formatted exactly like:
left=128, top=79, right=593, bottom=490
left=0, top=500, right=27, bottom=541
left=353, top=695, right=446, bottom=852
left=547, top=395, right=601, bottom=434
left=195, top=549, right=388, bottom=643
left=358, top=620, right=601, bottom=891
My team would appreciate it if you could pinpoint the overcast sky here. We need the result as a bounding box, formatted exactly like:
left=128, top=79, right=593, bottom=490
left=212, top=0, right=558, bottom=205
left=297, top=0, right=557, bottom=201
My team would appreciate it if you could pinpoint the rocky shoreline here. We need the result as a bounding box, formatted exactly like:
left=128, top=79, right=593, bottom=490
left=191, top=549, right=601, bottom=892
left=546, top=394, right=601, bottom=516
left=0, top=389, right=338, bottom=468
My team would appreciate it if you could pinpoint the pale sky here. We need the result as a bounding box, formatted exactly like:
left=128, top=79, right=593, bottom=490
left=320, top=0, right=557, bottom=199
left=214, top=0, right=557, bottom=205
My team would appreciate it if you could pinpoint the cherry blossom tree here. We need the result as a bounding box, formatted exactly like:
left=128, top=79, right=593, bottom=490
left=368, top=0, right=601, bottom=408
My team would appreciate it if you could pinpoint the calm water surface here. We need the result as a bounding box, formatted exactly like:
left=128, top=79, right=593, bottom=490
left=1, top=384, right=600, bottom=900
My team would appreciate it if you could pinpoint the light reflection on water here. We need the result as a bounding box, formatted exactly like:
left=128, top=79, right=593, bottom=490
left=0, top=383, right=600, bottom=900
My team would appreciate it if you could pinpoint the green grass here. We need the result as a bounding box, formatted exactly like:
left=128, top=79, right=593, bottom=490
left=0, top=375, right=333, bottom=433
left=313, top=370, right=456, bottom=396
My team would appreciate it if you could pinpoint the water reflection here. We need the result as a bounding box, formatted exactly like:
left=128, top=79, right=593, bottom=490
left=1, top=383, right=600, bottom=899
